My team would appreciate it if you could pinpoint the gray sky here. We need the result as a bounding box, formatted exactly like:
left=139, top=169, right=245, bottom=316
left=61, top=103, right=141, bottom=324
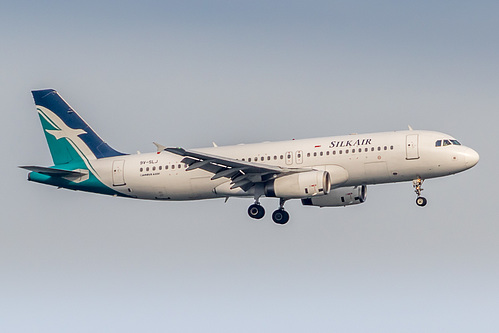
left=1, top=1, right=498, bottom=332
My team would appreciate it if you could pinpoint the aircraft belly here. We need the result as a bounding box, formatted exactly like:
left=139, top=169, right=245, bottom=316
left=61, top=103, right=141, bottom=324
left=129, top=172, right=218, bottom=200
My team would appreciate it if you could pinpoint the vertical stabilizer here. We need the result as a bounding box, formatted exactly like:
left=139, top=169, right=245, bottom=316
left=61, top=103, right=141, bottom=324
left=32, top=89, right=126, bottom=165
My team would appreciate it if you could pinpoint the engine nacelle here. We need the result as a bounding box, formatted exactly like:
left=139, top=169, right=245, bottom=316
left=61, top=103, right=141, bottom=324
left=265, top=170, right=331, bottom=199
left=301, top=185, right=367, bottom=207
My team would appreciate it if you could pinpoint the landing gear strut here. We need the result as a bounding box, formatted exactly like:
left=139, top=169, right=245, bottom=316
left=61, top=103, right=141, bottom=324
left=248, top=187, right=266, bottom=219
left=272, top=198, right=290, bottom=225
left=413, top=178, right=427, bottom=207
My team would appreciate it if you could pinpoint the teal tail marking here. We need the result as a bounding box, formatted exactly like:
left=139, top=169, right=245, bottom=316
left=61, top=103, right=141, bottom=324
left=23, top=89, right=131, bottom=197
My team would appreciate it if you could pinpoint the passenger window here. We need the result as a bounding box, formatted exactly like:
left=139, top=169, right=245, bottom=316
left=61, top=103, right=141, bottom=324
left=146, top=167, right=149, bottom=171
left=390, top=145, right=394, bottom=150
left=274, top=155, right=277, bottom=160
left=435, top=140, right=442, bottom=147
left=280, top=155, right=284, bottom=160
left=371, top=147, right=375, bottom=152
left=261, top=157, right=264, bottom=161
left=313, top=152, right=317, bottom=157
left=352, top=149, right=355, bottom=153
left=172, top=165, right=175, bottom=169
left=333, top=151, right=336, bottom=155
left=320, top=152, right=323, bottom=156
left=307, top=153, right=310, bottom=157
left=339, top=150, right=343, bottom=154
left=384, top=146, right=387, bottom=150
left=178, top=164, right=182, bottom=169
left=165, top=165, right=168, bottom=170
left=365, top=148, right=368, bottom=152
left=267, top=156, right=271, bottom=160
left=378, top=146, right=381, bottom=151
left=326, top=151, right=329, bottom=156
left=248, top=158, right=251, bottom=162
left=140, top=167, right=143, bottom=172
left=159, top=166, right=162, bottom=170
left=152, top=166, right=156, bottom=171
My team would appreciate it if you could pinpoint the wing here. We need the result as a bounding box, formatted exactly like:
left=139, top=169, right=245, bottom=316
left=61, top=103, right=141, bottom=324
left=164, top=147, right=311, bottom=192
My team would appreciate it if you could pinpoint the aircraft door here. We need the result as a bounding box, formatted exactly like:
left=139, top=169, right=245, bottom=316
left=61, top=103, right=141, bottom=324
left=406, top=134, right=420, bottom=160
left=112, top=160, right=126, bottom=186
left=285, top=151, right=293, bottom=165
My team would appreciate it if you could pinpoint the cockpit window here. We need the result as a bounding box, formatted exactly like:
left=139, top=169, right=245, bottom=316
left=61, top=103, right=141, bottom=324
left=436, top=139, right=461, bottom=147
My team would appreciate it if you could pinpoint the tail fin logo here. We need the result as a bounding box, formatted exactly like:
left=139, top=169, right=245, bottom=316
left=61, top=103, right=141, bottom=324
left=46, top=128, right=87, bottom=141
left=38, top=106, right=97, bottom=161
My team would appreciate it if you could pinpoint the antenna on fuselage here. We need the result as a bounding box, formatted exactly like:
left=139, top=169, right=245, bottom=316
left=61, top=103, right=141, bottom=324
left=408, top=125, right=414, bottom=131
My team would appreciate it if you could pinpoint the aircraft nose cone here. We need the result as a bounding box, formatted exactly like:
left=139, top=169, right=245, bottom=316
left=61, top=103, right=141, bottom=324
left=465, top=148, right=479, bottom=168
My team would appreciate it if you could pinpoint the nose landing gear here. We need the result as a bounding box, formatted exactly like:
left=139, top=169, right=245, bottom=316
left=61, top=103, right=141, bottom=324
left=413, top=178, right=427, bottom=207
left=416, top=196, right=427, bottom=207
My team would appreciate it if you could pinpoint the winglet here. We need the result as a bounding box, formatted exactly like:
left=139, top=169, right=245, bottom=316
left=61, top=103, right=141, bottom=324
left=153, top=142, right=167, bottom=154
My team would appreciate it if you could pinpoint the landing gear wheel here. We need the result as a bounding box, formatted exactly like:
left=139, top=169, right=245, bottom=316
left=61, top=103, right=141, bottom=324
left=248, top=204, right=265, bottom=219
left=416, top=196, right=427, bottom=207
left=272, top=209, right=290, bottom=224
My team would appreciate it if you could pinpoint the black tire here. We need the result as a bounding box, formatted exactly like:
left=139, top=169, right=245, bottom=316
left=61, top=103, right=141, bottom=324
left=272, top=209, right=290, bottom=224
left=248, top=204, right=265, bottom=219
left=416, top=196, right=427, bottom=207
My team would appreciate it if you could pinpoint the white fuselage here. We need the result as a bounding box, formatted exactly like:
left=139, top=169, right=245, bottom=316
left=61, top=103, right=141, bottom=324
left=91, top=130, right=479, bottom=201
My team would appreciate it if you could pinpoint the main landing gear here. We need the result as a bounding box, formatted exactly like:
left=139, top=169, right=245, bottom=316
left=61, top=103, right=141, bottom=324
left=247, top=198, right=290, bottom=224
left=248, top=202, right=265, bottom=219
left=413, top=178, right=427, bottom=207
left=272, top=198, right=289, bottom=225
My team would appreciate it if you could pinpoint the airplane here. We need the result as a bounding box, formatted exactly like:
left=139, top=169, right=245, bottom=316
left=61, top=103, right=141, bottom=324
left=20, top=89, right=479, bottom=224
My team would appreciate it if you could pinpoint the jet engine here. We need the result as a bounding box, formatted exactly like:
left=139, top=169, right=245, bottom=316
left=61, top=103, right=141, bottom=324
left=301, top=185, right=367, bottom=207
left=265, top=170, right=331, bottom=199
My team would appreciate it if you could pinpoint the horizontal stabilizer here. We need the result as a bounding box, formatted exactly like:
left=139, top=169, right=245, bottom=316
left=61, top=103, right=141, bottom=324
left=19, top=165, right=87, bottom=177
